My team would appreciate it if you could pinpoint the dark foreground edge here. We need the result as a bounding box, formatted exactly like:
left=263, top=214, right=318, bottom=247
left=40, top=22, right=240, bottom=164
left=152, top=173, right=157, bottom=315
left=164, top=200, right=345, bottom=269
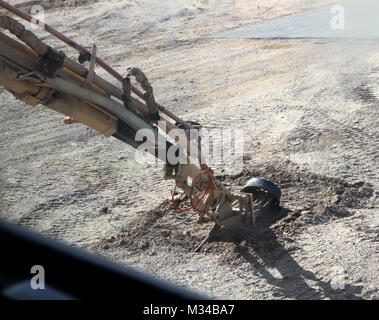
left=0, top=219, right=205, bottom=300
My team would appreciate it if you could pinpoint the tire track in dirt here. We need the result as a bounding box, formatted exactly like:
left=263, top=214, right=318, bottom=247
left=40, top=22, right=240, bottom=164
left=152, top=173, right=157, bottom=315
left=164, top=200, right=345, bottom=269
left=283, top=95, right=379, bottom=184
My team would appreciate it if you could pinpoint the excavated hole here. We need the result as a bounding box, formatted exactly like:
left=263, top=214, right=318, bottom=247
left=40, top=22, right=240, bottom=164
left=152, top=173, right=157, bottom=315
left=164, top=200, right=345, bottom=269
left=98, top=161, right=374, bottom=266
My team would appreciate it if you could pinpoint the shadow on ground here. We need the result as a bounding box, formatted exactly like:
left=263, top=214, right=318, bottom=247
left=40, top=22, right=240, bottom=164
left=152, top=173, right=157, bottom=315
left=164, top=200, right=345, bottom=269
left=208, top=204, right=363, bottom=299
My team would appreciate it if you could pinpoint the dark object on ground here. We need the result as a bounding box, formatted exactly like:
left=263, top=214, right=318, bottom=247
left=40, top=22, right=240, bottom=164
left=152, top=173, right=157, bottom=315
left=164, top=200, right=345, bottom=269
left=0, top=220, right=205, bottom=300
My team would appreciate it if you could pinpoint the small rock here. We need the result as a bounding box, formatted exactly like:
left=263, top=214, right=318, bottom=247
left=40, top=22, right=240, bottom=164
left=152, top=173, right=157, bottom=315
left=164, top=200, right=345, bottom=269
left=335, top=188, right=345, bottom=195
left=172, top=232, right=185, bottom=240
left=103, top=244, right=110, bottom=250
left=100, top=206, right=109, bottom=215
left=161, top=230, right=170, bottom=237
left=106, top=236, right=115, bottom=243
left=354, top=181, right=364, bottom=187
left=332, top=195, right=342, bottom=204
left=139, top=241, right=149, bottom=250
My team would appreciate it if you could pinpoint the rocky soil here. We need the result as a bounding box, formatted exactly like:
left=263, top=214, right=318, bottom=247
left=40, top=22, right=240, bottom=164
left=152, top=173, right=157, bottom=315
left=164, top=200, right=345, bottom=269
left=0, top=0, right=378, bottom=299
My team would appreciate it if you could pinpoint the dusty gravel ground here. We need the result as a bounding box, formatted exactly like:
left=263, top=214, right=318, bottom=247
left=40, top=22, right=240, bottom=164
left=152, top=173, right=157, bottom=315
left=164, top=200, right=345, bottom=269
left=0, top=0, right=378, bottom=299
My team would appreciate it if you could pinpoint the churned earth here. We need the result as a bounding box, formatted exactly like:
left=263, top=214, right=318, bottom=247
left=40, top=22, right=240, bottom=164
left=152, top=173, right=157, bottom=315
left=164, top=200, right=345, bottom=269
left=0, top=0, right=378, bottom=299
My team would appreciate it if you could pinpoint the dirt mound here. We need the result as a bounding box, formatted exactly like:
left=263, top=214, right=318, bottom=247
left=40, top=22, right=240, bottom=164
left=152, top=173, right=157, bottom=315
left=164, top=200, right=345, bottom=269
left=99, top=199, right=210, bottom=253
left=98, top=161, right=375, bottom=268
left=202, top=162, right=374, bottom=267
